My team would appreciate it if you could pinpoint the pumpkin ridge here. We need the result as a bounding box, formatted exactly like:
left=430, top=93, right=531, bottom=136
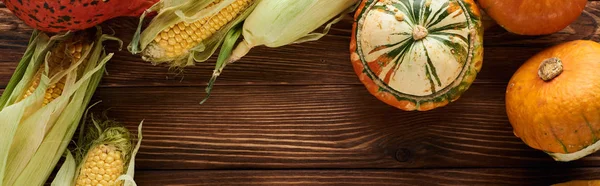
left=582, top=115, right=598, bottom=143
left=368, top=37, right=411, bottom=55
left=545, top=115, right=570, bottom=153
left=367, top=56, right=388, bottom=75
left=432, top=32, right=468, bottom=46
left=429, top=22, right=468, bottom=33
left=423, top=45, right=442, bottom=87
left=401, top=0, right=416, bottom=22
left=427, top=35, right=468, bottom=65
left=413, top=0, right=425, bottom=25
left=425, top=1, right=449, bottom=28
left=420, top=0, right=432, bottom=25
left=426, top=1, right=454, bottom=28
left=391, top=32, right=412, bottom=36
left=425, top=65, right=437, bottom=93
left=376, top=4, right=415, bottom=26
left=412, top=0, right=424, bottom=24
left=381, top=40, right=415, bottom=83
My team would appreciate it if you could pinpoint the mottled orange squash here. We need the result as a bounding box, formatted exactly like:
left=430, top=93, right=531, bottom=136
left=506, top=40, right=600, bottom=161
left=478, top=0, right=587, bottom=35
left=553, top=180, right=600, bottom=186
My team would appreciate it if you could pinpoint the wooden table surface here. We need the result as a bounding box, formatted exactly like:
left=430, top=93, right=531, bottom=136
left=2, top=1, right=600, bottom=186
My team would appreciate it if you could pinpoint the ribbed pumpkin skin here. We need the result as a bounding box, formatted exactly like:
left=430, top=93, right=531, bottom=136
left=553, top=180, right=600, bottom=186
left=350, top=0, right=483, bottom=111
left=506, top=40, right=600, bottom=155
left=478, top=0, right=587, bottom=36
left=3, top=0, right=159, bottom=33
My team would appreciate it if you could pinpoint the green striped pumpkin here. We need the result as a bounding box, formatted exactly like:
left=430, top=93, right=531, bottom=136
left=350, top=0, right=483, bottom=111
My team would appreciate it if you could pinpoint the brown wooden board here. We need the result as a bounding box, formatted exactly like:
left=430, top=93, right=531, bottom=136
left=86, top=85, right=600, bottom=170
left=133, top=168, right=600, bottom=186
left=1, top=0, right=600, bottom=185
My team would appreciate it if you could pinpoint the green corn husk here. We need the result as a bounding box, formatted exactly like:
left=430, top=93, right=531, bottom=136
left=202, top=0, right=358, bottom=102
left=229, top=0, right=358, bottom=61
left=51, top=114, right=143, bottom=186
left=128, top=0, right=261, bottom=67
left=0, top=27, right=121, bottom=186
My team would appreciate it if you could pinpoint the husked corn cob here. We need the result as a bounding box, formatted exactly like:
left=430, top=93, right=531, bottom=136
left=20, top=34, right=91, bottom=106
left=144, top=0, right=252, bottom=60
left=75, top=144, right=125, bottom=186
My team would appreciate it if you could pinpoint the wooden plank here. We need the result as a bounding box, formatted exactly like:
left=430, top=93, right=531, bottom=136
left=87, top=85, right=600, bottom=170
left=133, top=168, right=600, bottom=186
left=0, top=2, right=599, bottom=88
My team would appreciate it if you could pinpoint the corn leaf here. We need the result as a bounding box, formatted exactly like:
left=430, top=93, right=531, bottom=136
left=201, top=23, right=242, bottom=104
left=50, top=151, right=76, bottom=186
left=0, top=30, right=42, bottom=183
left=227, top=0, right=358, bottom=63
left=118, top=121, right=144, bottom=186
left=0, top=101, right=27, bottom=186
left=0, top=30, right=39, bottom=109
left=0, top=30, right=53, bottom=186
left=5, top=33, right=96, bottom=183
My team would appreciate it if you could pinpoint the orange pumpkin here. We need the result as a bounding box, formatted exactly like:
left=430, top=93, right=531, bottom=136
left=478, top=0, right=587, bottom=35
left=553, top=180, right=600, bottom=186
left=506, top=40, right=600, bottom=161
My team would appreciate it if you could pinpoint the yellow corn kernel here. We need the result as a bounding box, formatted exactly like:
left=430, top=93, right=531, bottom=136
left=75, top=144, right=125, bottom=186
left=20, top=34, right=90, bottom=106
left=149, top=0, right=252, bottom=60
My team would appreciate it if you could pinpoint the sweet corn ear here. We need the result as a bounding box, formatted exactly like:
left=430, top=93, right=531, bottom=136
left=75, top=144, right=125, bottom=186
left=142, top=0, right=252, bottom=62
left=20, top=34, right=91, bottom=106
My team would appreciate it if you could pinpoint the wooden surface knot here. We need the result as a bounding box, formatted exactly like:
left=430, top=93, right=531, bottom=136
left=395, top=148, right=412, bottom=162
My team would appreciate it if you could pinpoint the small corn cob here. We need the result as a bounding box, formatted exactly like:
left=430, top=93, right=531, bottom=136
left=66, top=116, right=139, bottom=186
left=75, top=144, right=125, bottom=186
left=20, top=34, right=91, bottom=106
left=142, top=0, right=252, bottom=61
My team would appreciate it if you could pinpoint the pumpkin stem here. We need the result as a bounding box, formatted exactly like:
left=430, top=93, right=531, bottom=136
left=412, top=25, right=428, bottom=41
left=538, top=57, right=563, bottom=81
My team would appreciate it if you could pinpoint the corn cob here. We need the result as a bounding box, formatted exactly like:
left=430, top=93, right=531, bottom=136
left=65, top=116, right=139, bottom=186
left=141, top=0, right=253, bottom=62
left=75, top=144, right=125, bottom=186
left=20, top=34, right=91, bottom=106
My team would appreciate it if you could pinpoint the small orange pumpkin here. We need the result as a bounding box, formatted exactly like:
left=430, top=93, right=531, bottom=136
left=506, top=40, right=600, bottom=161
left=553, top=180, right=600, bottom=186
left=478, top=0, right=587, bottom=35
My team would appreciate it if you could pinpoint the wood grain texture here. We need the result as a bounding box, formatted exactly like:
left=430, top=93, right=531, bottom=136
left=1, top=1, right=600, bottom=185
left=133, top=168, right=600, bottom=186
left=0, top=2, right=598, bottom=88
left=85, top=84, right=600, bottom=170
